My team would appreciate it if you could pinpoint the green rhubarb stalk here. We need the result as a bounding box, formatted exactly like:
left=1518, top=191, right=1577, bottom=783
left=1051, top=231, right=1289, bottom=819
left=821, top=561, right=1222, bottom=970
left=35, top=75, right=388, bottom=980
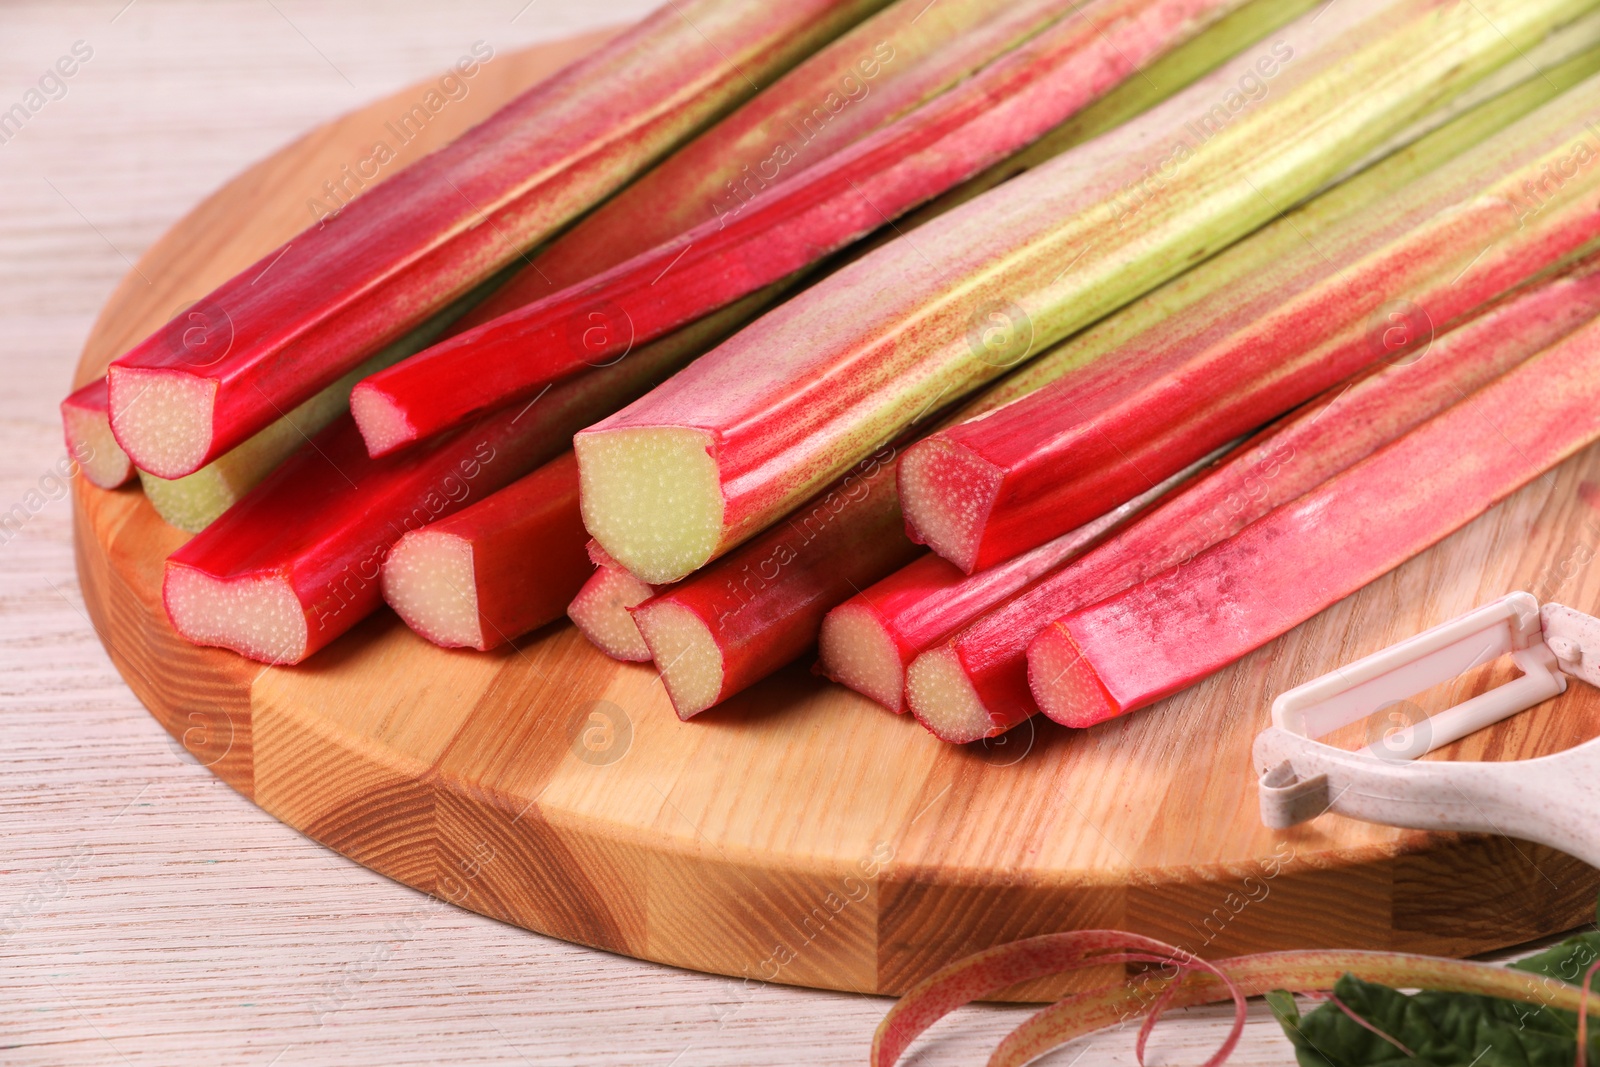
left=576, top=0, right=1594, bottom=586
left=895, top=0, right=1321, bottom=228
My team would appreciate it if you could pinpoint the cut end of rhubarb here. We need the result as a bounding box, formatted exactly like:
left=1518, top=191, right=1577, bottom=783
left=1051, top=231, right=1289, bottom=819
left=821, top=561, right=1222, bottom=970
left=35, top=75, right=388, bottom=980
left=1028, top=623, right=1116, bottom=728
left=568, top=566, right=656, bottom=661
left=632, top=600, right=724, bottom=720
left=575, top=426, right=723, bottom=585
left=106, top=367, right=217, bottom=479
left=382, top=530, right=486, bottom=650
left=818, top=602, right=906, bottom=712
left=905, top=645, right=996, bottom=744
left=350, top=382, right=417, bottom=457
left=898, top=437, right=1001, bottom=574
left=163, top=562, right=308, bottom=664
left=61, top=394, right=134, bottom=490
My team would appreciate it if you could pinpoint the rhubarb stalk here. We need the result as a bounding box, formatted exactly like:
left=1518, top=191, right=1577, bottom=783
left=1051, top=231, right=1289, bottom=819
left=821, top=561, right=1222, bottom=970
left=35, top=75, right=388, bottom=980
left=353, top=0, right=1253, bottom=455
left=567, top=565, right=659, bottom=661
left=161, top=292, right=760, bottom=664
left=898, top=69, right=1600, bottom=572
left=382, top=452, right=591, bottom=651
left=456, top=0, right=1096, bottom=329
left=1026, top=295, right=1600, bottom=730
left=906, top=262, right=1600, bottom=742
left=575, top=0, right=1588, bottom=586
left=817, top=456, right=1211, bottom=712
left=137, top=289, right=479, bottom=532
left=631, top=442, right=920, bottom=719
left=106, top=0, right=886, bottom=479
left=60, top=380, right=133, bottom=490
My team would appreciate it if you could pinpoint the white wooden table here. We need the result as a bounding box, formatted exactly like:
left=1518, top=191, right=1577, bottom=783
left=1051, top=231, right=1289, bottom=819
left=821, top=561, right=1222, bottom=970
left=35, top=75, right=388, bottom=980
left=0, top=2, right=1541, bottom=1063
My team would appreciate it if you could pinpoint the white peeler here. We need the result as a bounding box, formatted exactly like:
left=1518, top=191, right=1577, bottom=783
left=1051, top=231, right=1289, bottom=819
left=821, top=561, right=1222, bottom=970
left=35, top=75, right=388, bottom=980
left=1254, top=592, right=1600, bottom=867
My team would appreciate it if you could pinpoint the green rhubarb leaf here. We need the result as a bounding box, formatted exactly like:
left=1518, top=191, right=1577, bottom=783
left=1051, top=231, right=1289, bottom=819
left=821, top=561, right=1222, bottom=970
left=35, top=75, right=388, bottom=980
left=1277, top=975, right=1584, bottom=1067
left=1274, top=922, right=1600, bottom=1067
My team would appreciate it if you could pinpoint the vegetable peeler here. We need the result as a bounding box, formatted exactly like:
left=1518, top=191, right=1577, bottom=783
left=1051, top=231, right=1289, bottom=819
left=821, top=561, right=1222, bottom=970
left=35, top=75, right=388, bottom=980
left=1254, top=592, right=1600, bottom=867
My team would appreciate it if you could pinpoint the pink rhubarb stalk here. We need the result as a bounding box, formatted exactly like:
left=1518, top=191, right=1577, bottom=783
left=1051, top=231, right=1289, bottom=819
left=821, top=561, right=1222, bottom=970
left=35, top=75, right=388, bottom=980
left=899, top=74, right=1600, bottom=572
left=455, top=0, right=1090, bottom=330
left=574, top=0, right=1584, bottom=586
left=816, top=456, right=1209, bottom=712
left=567, top=565, right=659, bottom=661
left=160, top=297, right=740, bottom=664
left=60, top=379, right=133, bottom=490
left=631, top=443, right=920, bottom=719
left=905, top=263, right=1600, bottom=742
left=353, top=0, right=1250, bottom=455
left=382, top=452, right=591, bottom=651
left=106, top=0, right=885, bottom=479
left=1027, top=298, right=1600, bottom=730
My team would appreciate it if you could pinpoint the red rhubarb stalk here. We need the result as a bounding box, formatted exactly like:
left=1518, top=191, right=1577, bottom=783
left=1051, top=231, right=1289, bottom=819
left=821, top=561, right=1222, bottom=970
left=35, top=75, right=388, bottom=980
left=353, top=0, right=1251, bottom=455
left=1027, top=299, right=1600, bottom=730
left=382, top=452, right=591, bottom=651
left=456, top=0, right=1092, bottom=329
left=160, top=295, right=752, bottom=664
left=567, top=565, right=659, bottom=661
left=816, top=454, right=1212, bottom=712
left=631, top=443, right=919, bottom=719
left=899, top=74, right=1600, bottom=572
left=905, top=263, right=1600, bottom=742
left=106, top=0, right=885, bottom=479
left=60, top=379, right=133, bottom=490
left=575, top=0, right=1583, bottom=586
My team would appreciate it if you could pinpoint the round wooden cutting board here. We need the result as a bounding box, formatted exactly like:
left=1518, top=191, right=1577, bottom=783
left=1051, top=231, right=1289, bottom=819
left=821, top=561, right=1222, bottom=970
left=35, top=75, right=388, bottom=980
left=71, top=30, right=1600, bottom=1000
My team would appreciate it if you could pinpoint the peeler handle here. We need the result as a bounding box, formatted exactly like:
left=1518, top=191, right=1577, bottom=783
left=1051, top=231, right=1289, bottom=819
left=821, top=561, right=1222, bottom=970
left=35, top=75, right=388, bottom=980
left=1255, top=728, right=1600, bottom=869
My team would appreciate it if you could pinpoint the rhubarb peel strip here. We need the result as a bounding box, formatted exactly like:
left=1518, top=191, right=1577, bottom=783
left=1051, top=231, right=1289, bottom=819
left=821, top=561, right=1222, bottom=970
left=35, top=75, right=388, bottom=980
left=872, top=936, right=1600, bottom=1067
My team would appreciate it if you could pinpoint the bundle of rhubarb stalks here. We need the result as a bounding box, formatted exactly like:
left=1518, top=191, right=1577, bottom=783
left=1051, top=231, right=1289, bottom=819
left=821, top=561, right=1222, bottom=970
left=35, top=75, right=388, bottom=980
left=69, top=0, right=1600, bottom=745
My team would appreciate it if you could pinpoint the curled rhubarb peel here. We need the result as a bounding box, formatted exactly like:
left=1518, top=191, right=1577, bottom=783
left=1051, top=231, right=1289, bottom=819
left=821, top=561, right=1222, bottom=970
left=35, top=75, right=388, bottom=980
left=870, top=931, right=1248, bottom=1067
left=906, top=259, right=1600, bottom=742
left=455, top=0, right=1105, bottom=331
left=1029, top=295, right=1600, bottom=729
left=106, top=0, right=887, bottom=479
left=354, top=0, right=1250, bottom=455
left=873, top=936, right=1600, bottom=1067
left=382, top=452, right=591, bottom=651
left=900, top=70, right=1600, bottom=572
left=576, top=0, right=1589, bottom=587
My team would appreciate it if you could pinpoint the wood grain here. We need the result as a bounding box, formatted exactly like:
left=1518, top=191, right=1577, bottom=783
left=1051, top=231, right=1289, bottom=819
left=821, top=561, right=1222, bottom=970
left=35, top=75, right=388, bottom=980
left=67, top=14, right=1600, bottom=1005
